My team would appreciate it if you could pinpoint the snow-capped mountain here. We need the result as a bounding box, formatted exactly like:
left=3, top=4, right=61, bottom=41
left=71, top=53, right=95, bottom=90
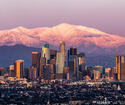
left=0, top=23, right=125, bottom=55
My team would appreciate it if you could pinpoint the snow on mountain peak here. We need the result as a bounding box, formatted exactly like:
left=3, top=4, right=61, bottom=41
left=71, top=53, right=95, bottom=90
left=10, top=26, right=29, bottom=32
left=77, top=25, right=107, bottom=35
left=0, top=23, right=125, bottom=51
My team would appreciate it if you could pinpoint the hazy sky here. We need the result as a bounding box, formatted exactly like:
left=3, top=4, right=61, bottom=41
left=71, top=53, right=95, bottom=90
left=0, top=0, right=125, bottom=36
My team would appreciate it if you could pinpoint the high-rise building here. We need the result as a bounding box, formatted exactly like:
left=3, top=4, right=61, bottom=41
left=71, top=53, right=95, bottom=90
left=9, top=65, right=15, bottom=77
left=32, top=52, right=41, bottom=78
left=109, top=67, right=116, bottom=80
left=77, top=53, right=86, bottom=72
left=67, top=47, right=78, bottom=79
left=29, top=66, right=37, bottom=80
left=14, top=60, right=24, bottom=79
left=116, top=56, right=125, bottom=81
left=56, top=52, right=65, bottom=79
left=41, top=44, right=50, bottom=64
left=32, top=52, right=41, bottom=68
left=68, top=47, right=77, bottom=56
left=60, top=41, right=66, bottom=62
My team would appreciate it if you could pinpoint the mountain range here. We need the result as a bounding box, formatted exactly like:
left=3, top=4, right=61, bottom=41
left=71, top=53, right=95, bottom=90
left=0, top=23, right=124, bottom=67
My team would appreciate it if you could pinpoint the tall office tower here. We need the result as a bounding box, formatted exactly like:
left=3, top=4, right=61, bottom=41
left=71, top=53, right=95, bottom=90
left=77, top=53, right=86, bottom=71
left=56, top=52, right=65, bottom=79
left=32, top=52, right=41, bottom=68
left=116, top=56, right=125, bottom=81
left=32, top=52, right=41, bottom=77
left=41, top=44, right=50, bottom=64
left=68, top=47, right=77, bottom=68
left=67, top=47, right=77, bottom=80
left=29, top=66, right=37, bottom=80
left=59, top=41, right=66, bottom=62
left=74, top=56, right=79, bottom=80
left=68, top=47, right=77, bottom=56
left=14, top=60, right=24, bottom=79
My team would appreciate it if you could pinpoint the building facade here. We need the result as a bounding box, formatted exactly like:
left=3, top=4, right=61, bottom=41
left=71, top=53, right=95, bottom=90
left=14, top=60, right=24, bottom=79
left=116, top=56, right=125, bottom=81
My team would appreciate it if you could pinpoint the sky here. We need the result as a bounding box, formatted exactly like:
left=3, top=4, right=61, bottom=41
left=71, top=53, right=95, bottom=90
left=0, top=0, right=125, bottom=36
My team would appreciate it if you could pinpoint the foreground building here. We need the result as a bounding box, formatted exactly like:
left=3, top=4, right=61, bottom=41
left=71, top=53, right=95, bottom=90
left=116, top=56, right=125, bottom=81
left=14, top=60, right=24, bottom=79
left=56, top=52, right=65, bottom=79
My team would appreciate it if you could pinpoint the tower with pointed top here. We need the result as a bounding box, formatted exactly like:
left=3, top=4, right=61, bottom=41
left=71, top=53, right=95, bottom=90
left=59, top=41, right=66, bottom=63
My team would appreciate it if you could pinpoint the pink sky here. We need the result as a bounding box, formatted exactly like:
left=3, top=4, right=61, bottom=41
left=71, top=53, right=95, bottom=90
left=0, top=0, right=125, bottom=36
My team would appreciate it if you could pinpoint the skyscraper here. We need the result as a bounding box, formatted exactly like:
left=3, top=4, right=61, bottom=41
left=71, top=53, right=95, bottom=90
left=68, top=47, right=77, bottom=80
left=32, top=52, right=41, bottom=78
left=77, top=53, right=86, bottom=71
left=41, top=44, right=50, bottom=64
left=29, top=66, right=37, bottom=81
left=68, top=47, right=77, bottom=70
left=68, top=47, right=77, bottom=56
left=14, top=60, right=24, bottom=79
left=59, top=41, right=66, bottom=62
left=116, top=56, right=125, bottom=81
left=32, top=52, right=41, bottom=68
left=56, top=52, right=65, bottom=79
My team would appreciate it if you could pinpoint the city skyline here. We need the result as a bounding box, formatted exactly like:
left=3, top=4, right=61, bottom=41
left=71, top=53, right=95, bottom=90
left=0, top=1, right=125, bottom=104
left=0, top=0, right=125, bottom=36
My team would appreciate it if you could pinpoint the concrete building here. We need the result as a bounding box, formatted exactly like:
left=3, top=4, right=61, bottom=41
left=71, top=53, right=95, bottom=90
left=93, top=70, right=101, bottom=80
left=32, top=52, right=41, bottom=77
left=9, top=65, right=15, bottom=77
left=93, top=65, right=103, bottom=76
left=41, top=44, right=50, bottom=64
left=77, top=53, right=86, bottom=72
left=29, top=66, right=37, bottom=81
left=67, top=47, right=78, bottom=80
left=14, top=60, right=24, bottom=79
left=59, top=41, right=66, bottom=62
left=56, top=52, right=65, bottom=79
left=116, top=56, right=125, bottom=81
left=32, top=52, right=41, bottom=68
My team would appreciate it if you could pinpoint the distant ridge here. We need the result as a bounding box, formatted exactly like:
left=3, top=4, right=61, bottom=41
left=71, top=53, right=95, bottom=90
left=0, top=45, right=115, bottom=67
left=0, top=23, right=125, bottom=67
